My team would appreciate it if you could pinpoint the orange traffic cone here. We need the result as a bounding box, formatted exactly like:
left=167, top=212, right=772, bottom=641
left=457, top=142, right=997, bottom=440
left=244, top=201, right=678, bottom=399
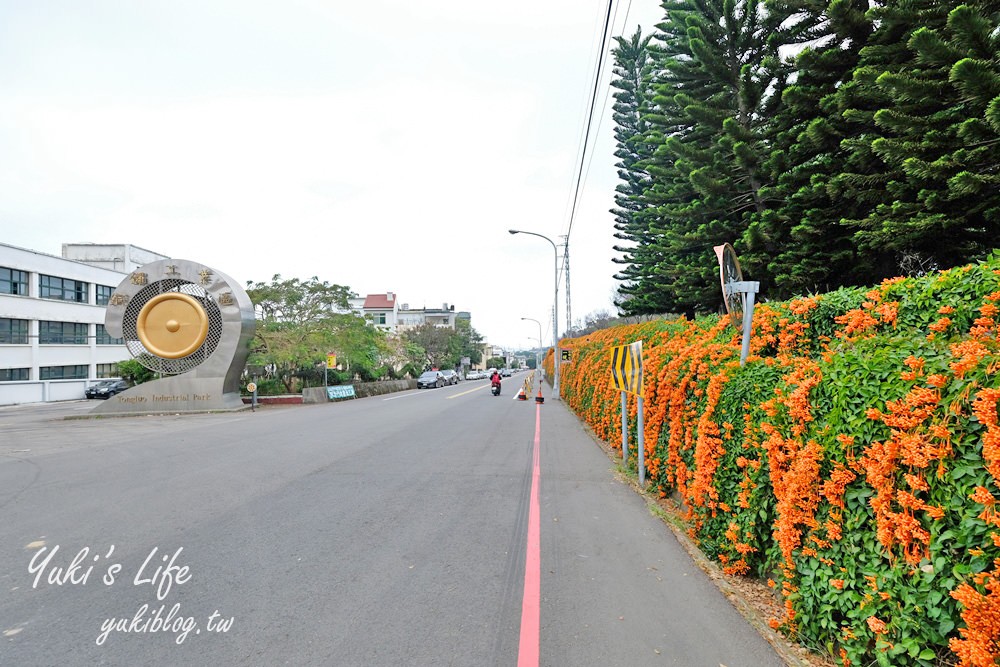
left=517, top=386, right=527, bottom=401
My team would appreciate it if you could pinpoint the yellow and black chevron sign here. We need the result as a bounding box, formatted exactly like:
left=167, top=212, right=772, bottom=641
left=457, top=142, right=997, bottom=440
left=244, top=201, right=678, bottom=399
left=611, top=340, right=643, bottom=396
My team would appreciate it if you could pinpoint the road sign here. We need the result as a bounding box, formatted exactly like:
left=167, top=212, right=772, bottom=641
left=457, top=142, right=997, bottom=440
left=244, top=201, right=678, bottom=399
left=326, top=353, right=337, bottom=369
left=327, top=385, right=356, bottom=400
left=611, top=340, right=643, bottom=396
left=560, top=348, right=571, bottom=362
left=246, top=382, right=257, bottom=393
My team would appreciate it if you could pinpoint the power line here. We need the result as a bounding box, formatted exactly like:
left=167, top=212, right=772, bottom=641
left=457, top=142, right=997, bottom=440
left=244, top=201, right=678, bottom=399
left=563, top=0, right=616, bottom=244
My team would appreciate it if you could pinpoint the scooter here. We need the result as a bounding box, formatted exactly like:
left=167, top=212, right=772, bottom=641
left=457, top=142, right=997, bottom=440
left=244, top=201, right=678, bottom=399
left=491, top=380, right=501, bottom=396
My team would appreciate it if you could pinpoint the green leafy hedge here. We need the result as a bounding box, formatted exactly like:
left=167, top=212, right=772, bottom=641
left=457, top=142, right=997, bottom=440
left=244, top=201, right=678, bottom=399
left=549, top=256, right=1000, bottom=666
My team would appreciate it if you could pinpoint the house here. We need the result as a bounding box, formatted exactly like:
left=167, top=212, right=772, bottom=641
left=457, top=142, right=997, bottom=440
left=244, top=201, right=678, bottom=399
left=357, top=292, right=399, bottom=331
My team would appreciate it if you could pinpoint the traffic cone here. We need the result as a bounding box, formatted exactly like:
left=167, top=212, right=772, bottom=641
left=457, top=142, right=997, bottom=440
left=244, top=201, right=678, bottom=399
left=517, top=386, right=527, bottom=401
left=535, top=380, right=544, bottom=404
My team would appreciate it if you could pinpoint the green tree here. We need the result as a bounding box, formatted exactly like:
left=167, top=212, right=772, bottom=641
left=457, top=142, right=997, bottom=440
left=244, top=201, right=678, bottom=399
left=455, top=319, right=485, bottom=366
left=116, top=358, right=155, bottom=385
left=245, top=275, right=387, bottom=390
left=485, top=356, right=506, bottom=369
left=633, top=0, right=790, bottom=314
left=832, top=0, right=958, bottom=271
left=610, top=28, right=664, bottom=315
left=741, top=0, right=876, bottom=296
left=862, top=2, right=1000, bottom=267
left=403, top=324, right=460, bottom=369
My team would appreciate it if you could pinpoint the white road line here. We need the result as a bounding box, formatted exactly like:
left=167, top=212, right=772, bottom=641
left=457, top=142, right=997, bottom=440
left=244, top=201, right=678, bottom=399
left=383, top=390, right=435, bottom=401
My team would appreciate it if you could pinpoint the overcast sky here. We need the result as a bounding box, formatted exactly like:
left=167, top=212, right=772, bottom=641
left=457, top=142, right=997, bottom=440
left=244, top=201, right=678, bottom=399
left=0, top=0, right=664, bottom=350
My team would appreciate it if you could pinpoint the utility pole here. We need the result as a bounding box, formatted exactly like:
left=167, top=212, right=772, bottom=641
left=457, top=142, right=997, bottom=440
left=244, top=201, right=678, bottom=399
left=562, top=235, right=571, bottom=335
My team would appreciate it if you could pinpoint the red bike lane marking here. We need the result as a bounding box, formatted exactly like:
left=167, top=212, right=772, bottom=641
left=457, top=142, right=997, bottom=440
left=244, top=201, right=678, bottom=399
left=517, top=402, right=542, bottom=667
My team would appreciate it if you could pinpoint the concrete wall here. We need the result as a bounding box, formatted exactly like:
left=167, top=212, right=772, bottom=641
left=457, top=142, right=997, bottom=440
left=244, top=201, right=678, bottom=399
left=354, top=379, right=415, bottom=397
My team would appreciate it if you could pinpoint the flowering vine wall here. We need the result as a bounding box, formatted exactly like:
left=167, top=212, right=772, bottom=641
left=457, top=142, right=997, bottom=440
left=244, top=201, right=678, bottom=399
left=546, top=257, right=1000, bottom=666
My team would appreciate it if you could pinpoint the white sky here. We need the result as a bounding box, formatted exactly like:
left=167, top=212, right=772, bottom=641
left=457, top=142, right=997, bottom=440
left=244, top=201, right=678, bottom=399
left=0, top=0, right=664, bottom=350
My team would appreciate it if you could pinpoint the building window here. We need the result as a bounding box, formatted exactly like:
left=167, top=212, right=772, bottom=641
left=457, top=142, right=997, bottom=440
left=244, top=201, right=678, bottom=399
left=39, top=321, right=88, bottom=345
left=96, top=324, right=123, bottom=345
left=0, top=267, right=29, bottom=296
left=96, top=284, right=114, bottom=306
left=0, top=318, right=29, bottom=344
left=0, top=368, right=30, bottom=381
left=372, top=312, right=387, bottom=325
left=39, top=274, right=88, bottom=303
left=40, top=365, right=88, bottom=380
left=96, top=363, right=119, bottom=378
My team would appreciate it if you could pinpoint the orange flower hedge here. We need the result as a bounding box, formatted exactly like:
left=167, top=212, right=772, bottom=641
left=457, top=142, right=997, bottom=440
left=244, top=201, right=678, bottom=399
left=547, top=257, right=1000, bottom=667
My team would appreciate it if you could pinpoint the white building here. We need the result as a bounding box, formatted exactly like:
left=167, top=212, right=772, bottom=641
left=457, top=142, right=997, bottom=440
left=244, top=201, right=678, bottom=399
left=355, top=292, right=399, bottom=332
left=397, top=302, right=459, bottom=331
left=0, top=242, right=168, bottom=406
left=350, top=293, right=469, bottom=334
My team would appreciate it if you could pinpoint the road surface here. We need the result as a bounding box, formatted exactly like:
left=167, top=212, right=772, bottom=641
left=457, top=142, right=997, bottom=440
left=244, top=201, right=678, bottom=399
left=0, top=374, right=785, bottom=666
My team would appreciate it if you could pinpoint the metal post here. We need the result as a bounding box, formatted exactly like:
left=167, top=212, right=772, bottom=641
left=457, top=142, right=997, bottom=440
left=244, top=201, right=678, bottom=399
left=562, top=235, right=571, bottom=334
left=637, top=395, right=645, bottom=486
left=621, top=390, right=627, bottom=464
left=510, top=230, right=559, bottom=399
left=738, top=282, right=760, bottom=366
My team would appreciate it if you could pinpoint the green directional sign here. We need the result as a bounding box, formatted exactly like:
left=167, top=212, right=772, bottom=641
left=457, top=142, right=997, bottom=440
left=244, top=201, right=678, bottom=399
left=611, top=340, right=643, bottom=396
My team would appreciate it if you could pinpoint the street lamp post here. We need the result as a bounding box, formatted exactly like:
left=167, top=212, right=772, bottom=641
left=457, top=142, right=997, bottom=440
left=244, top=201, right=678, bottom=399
left=521, top=317, right=542, bottom=375
left=509, top=229, right=559, bottom=399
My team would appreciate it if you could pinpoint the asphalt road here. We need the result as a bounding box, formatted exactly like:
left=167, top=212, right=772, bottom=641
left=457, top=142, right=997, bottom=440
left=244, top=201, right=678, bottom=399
left=0, top=374, right=785, bottom=666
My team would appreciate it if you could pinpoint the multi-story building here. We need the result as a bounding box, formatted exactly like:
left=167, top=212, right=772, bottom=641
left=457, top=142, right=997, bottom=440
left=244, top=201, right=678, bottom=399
left=355, top=292, right=399, bottom=331
left=0, top=242, right=168, bottom=406
left=350, top=293, right=468, bottom=335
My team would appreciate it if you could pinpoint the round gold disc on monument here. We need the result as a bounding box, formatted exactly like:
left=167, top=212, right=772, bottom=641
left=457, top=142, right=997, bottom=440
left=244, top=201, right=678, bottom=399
left=136, top=293, right=210, bottom=359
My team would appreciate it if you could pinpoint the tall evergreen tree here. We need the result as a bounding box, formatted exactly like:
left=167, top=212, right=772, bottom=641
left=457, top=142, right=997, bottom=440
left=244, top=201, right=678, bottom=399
left=866, top=1, right=1000, bottom=265
left=832, top=0, right=960, bottom=272
left=609, top=28, right=665, bottom=315
left=741, top=0, right=876, bottom=297
left=637, top=0, right=790, bottom=314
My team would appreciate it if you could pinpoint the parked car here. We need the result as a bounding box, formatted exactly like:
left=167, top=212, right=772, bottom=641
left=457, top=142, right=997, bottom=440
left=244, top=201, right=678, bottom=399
left=467, top=369, right=484, bottom=380
left=500, top=368, right=513, bottom=377
left=417, top=371, right=445, bottom=389
left=85, top=379, right=129, bottom=399
left=440, top=369, right=459, bottom=385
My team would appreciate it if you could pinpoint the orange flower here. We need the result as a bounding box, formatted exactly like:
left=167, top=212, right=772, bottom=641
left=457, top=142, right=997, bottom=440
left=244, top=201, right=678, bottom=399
left=927, top=374, right=948, bottom=388
left=866, top=616, right=889, bottom=635
left=930, top=317, right=953, bottom=332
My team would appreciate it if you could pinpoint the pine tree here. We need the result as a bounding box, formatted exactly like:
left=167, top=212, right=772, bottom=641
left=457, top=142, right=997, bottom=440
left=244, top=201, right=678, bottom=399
left=609, top=28, right=667, bottom=315
left=741, top=0, right=877, bottom=297
left=877, top=1, right=1000, bottom=263
left=638, top=0, right=789, bottom=314
left=833, top=0, right=967, bottom=272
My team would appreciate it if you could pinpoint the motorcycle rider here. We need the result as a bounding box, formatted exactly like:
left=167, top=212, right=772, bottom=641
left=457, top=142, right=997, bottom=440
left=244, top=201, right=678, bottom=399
left=491, top=369, right=502, bottom=395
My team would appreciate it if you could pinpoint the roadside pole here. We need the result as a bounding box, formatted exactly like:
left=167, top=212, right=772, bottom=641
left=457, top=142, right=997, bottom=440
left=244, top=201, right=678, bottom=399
left=621, top=390, right=627, bottom=464
left=611, top=340, right=644, bottom=485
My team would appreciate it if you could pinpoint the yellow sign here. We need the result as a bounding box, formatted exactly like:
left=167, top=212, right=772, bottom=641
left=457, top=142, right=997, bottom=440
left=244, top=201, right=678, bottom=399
left=611, top=340, right=643, bottom=396
left=561, top=348, right=571, bottom=362
left=326, top=353, right=337, bottom=369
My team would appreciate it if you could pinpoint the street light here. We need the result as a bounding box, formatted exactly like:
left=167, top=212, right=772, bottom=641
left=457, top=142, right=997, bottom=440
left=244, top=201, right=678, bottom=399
left=521, top=317, right=542, bottom=374
left=510, top=229, right=559, bottom=398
